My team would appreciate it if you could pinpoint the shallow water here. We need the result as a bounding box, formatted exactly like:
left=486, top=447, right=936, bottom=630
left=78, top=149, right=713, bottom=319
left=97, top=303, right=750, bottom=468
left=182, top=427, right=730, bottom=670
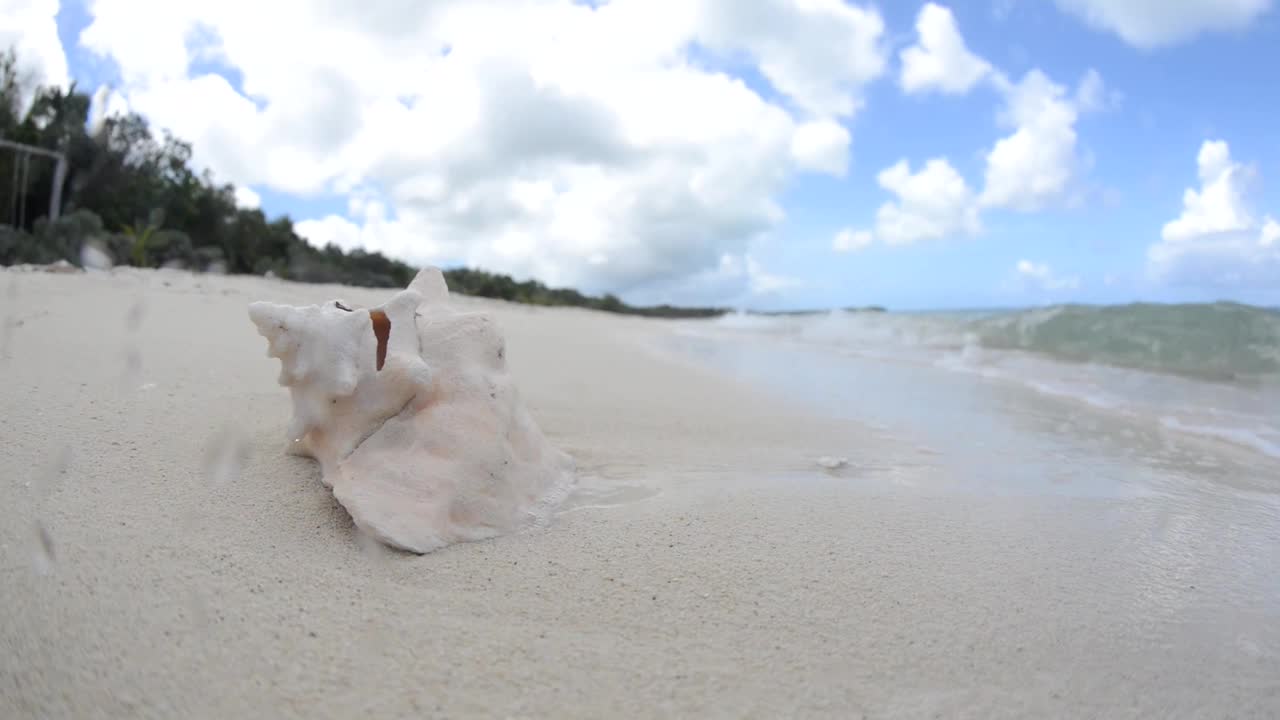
left=655, top=317, right=1280, bottom=631
left=658, top=314, right=1280, bottom=507
left=707, top=305, right=1280, bottom=461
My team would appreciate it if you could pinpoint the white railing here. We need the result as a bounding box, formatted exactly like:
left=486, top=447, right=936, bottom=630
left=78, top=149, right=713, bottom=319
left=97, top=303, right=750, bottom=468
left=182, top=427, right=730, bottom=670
left=0, top=136, right=68, bottom=227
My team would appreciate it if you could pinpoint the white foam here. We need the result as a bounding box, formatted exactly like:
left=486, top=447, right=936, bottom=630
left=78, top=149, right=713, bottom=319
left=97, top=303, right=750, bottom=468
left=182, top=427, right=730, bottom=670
left=692, top=307, right=1280, bottom=463
left=1160, top=417, right=1280, bottom=460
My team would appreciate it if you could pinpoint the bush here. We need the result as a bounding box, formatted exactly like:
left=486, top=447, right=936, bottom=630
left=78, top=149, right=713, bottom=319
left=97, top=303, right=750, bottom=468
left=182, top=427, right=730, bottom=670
left=0, top=226, right=25, bottom=265
left=193, top=245, right=226, bottom=272
left=39, top=209, right=104, bottom=256
left=140, top=229, right=192, bottom=267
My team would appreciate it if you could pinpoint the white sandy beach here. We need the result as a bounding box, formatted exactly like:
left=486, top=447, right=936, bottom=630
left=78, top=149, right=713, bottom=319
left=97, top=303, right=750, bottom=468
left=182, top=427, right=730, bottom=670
left=3, top=268, right=1279, bottom=719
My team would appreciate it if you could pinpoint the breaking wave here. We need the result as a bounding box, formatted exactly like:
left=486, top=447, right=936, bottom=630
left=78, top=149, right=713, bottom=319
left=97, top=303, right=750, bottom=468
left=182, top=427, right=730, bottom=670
left=713, top=301, right=1280, bottom=382
left=694, top=302, right=1280, bottom=460
left=966, top=302, right=1280, bottom=381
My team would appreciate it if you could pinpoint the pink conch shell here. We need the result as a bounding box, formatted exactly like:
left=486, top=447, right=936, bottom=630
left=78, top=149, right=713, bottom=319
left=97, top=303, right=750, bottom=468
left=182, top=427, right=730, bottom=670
left=248, top=268, right=575, bottom=553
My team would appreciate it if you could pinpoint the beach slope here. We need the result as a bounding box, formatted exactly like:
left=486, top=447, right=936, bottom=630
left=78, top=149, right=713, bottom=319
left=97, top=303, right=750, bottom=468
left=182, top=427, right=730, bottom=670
left=2, top=269, right=1277, bottom=719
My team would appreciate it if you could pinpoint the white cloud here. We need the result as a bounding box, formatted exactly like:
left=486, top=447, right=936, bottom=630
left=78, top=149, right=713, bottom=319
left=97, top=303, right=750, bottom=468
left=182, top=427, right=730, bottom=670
left=899, top=3, right=992, bottom=95
left=790, top=120, right=850, bottom=176
left=980, top=69, right=1105, bottom=212
left=627, top=251, right=799, bottom=306
left=77, top=0, right=889, bottom=301
left=741, top=255, right=800, bottom=295
left=1161, top=140, right=1256, bottom=242
left=695, top=0, right=887, bottom=118
left=1148, top=140, right=1280, bottom=288
left=0, top=0, right=68, bottom=110
left=837, top=156, right=982, bottom=252
left=1073, top=68, right=1121, bottom=112
left=1054, top=0, right=1272, bottom=49
left=86, top=84, right=131, bottom=136
left=1016, top=259, right=1080, bottom=291
left=233, top=185, right=261, bottom=210
left=832, top=228, right=872, bottom=253
left=871, top=158, right=981, bottom=245
left=862, top=24, right=1115, bottom=251
left=1262, top=217, right=1280, bottom=247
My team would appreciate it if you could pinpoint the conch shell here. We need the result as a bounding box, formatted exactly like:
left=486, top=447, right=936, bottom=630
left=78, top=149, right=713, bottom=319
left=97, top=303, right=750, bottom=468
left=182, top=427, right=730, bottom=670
left=248, top=268, right=574, bottom=553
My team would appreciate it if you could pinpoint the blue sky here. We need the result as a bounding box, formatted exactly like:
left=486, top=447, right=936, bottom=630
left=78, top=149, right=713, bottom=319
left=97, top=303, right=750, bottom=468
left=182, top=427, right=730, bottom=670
left=764, top=1, right=1280, bottom=309
left=16, top=0, right=1280, bottom=309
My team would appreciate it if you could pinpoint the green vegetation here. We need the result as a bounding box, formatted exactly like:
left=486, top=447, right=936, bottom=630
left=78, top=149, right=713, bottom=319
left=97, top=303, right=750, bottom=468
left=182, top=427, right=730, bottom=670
left=0, top=48, right=726, bottom=318
left=758, top=306, right=887, bottom=315
left=439, top=267, right=725, bottom=318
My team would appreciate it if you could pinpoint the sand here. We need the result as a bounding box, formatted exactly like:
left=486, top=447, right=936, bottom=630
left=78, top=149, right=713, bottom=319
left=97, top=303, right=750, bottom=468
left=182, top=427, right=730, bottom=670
left=2, top=268, right=1278, bottom=719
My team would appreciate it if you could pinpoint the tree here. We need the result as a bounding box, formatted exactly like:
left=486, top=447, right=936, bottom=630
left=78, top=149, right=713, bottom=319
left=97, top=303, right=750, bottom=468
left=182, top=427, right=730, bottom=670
left=0, top=45, right=726, bottom=318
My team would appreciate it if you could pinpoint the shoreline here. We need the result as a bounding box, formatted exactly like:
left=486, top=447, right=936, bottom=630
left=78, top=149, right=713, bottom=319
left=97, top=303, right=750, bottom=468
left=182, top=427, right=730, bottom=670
left=659, top=311, right=1280, bottom=468
left=3, top=268, right=1278, bottom=719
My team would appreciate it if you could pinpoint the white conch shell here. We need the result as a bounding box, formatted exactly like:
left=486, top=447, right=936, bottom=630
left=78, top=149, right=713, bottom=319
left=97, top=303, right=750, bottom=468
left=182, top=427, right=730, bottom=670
left=248, top=268, right=575, bottom=554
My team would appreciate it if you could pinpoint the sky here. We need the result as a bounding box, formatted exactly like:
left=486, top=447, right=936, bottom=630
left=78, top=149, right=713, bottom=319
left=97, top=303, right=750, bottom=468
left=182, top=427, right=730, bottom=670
left=3, top=0, right=1278, bottom=310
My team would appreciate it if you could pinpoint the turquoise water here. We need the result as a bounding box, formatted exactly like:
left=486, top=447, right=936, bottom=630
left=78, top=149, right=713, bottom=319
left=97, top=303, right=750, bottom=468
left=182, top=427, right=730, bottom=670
left=967, top=302, right=1280, bottom=381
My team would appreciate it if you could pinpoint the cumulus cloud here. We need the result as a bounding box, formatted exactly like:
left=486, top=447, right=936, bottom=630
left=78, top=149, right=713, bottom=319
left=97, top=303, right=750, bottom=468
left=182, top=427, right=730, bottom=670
left=832, top=228, right=872, bottom=253
left=843, top=14, right=1113, bottom=254
left=1054, top=0, right=1272, bottom=49
left=86, top=84, right=132, bottom=136
left=896, top=8, right=1113, bottom=216
left=835, top=155, right=981, bottom=251
left=0, top=0, right=68, bottom=110
left=739, top=255, right=801, bottom=295
left=899, top=3, right=992, bottom=95
left=694, top=0, right=887, bottom=118
left=1073, top=68, right=1120, bottom=112
left=233, top=185, right=261, bottom=210
left=1016, top=259, right=1080, bottom=291
left=77, top=0, right=888, bottom=301
left=1263, top=217, right=1280, bottom=247
left=979, top=69, right=1106, bottom=212
left=790, top=120, right=851, bottom=177
left=1148, top=139, right=1279, bottom=288
left=870, top=158, right=982, bottom=245
left=1161, top=140, right=1256, bottom=241
left=624, top=251, right=800, bottom=306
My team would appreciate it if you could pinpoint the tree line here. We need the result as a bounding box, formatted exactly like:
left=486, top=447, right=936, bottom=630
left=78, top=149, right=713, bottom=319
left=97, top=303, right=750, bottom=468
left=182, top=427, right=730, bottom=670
left=0, top=48, right=726, bottom=318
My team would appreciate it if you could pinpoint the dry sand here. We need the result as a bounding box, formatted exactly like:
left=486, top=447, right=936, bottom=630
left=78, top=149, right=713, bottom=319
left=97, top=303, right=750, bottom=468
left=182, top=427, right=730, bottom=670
left=2, top=268, right=1278, bottom=719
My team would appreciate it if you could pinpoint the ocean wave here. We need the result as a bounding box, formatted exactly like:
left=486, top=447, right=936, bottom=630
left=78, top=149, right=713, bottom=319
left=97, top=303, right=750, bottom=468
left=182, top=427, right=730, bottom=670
left=715, top=302, right=1280, bottom=382
left=967, top=302, right=1280, bottom=381
left=701, top=302, right=1280, bottom=460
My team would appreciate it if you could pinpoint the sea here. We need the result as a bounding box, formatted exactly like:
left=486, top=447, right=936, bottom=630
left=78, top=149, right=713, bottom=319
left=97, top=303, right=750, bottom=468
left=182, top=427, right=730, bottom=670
left=661, top=301, right=1280, bottom=498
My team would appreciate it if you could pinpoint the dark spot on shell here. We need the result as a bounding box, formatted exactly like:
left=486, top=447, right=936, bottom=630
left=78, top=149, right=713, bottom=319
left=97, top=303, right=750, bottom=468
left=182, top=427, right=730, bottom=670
left=369, top=310, right=390, bottom=371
